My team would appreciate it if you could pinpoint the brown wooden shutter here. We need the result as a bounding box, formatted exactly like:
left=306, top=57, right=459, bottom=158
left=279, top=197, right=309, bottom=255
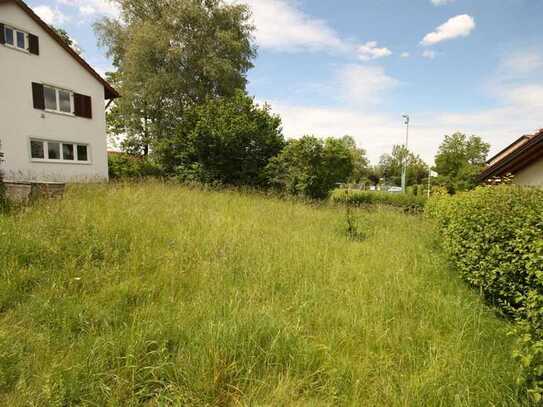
left=0, top=24, right=5, bottom=45
left=74, top=93, right=92, bottom=119
left=28, top=34, right=39, bottom=55
left=32, top=82, right=45, bottom=110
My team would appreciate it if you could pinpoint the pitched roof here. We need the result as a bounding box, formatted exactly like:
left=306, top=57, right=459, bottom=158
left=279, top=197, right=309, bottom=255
left=0, top=0, right=119, bottom=99
left=479, top=129, right=543, bottom=181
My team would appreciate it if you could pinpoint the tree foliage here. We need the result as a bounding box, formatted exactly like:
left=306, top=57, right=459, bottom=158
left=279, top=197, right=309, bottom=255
left=53, top=27, right=82, bottom=54
left=341, top=135, right=370, bottom=183
left=156, top=91, right=285, bottom=186
left=433, top=132, right=490, bottom=193
left=377, top=145, right=428, bottom=187
left=94, top=0, right=256, bottom=155
left=265, top=136, right=355, bottom=199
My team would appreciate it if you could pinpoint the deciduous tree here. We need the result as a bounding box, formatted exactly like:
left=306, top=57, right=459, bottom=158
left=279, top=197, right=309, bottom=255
left=433, top=132, right=490, bottom=193
left=157, top=91, right=285, bottom=186
left=94, top=0, right=256, bottom=155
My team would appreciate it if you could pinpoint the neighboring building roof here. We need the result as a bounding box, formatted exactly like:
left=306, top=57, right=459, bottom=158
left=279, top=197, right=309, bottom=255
left=479, top=129, right=543, bottom=182
left=0, top=0, right=119, bottom=100
left=486, top=135, right=534, bottom=166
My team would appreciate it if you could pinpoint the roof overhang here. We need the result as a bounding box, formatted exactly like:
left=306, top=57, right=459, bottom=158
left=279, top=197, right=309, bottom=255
left=0, top=0, right=120, bottom=100
left=479, top=130, right=543, bottom=182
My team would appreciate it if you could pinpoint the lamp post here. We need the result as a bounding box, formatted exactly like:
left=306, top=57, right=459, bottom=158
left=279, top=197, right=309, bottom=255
left=401, top=114, right=410, bottom=193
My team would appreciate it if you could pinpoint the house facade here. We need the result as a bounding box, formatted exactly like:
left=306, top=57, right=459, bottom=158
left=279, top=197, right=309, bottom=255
left=0, top=0, right=118, bottom=183
left=480, top=129, right=543, bottom=187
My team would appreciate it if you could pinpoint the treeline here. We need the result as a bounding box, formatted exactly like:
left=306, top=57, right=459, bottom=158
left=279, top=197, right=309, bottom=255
left=97, top=0, right=362, bottom=198
left=99, top=0, right=490, bottom=198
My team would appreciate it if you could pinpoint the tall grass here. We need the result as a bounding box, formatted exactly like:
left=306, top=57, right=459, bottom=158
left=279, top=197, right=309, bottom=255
left=0, top=182, right=527, bottom=405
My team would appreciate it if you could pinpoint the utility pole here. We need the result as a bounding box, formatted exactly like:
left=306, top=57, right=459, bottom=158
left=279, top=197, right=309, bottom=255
left=401, top=114, right=410, bottom=193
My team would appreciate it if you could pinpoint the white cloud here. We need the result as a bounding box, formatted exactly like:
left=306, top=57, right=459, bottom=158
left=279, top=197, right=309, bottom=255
left=227, top=0, right=344, bottom=52
left=502, top=85, right=543, bottom=108
left=431, top=0, right=455, bottom=6
left=267, top=100, right=543, bottom=164
left=262, top=51, right=543, bottom=164
left=337, top=65, right=399, bottom=106
left=401, top=52, right=410, bottom=58
left=80, top=5, right=97, bottom=16
left=499, top=50, right=543, bottom=77
left=421, top=14, right=475, bottom=46
left=490, top=50, right=543, bottom=109
left=57, top=0, right=120, bottom=18
left=422, top=49, right=436, bottom=59
left=32, top=5, right=68, bottom=25
left=357, top=41, right=392, bottom=61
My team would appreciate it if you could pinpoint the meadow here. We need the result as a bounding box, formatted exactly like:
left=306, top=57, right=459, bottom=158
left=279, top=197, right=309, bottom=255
left=0, top=183, right=528, bottom=405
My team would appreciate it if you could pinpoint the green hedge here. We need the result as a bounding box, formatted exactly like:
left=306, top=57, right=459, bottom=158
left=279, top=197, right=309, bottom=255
left=426, top=186, right=543, bottom=400
left=0, top=167, right=6, bottom=213
left=331, top=189, right=426, bottom=212
left=108, top=153, right=162, bottom=179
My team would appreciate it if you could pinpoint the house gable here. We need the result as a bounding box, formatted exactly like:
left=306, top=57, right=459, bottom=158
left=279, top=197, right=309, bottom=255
left=0, top=0, right=118, bottom=100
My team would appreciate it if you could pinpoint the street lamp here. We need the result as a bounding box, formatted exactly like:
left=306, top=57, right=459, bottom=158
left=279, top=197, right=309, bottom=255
left=401, top=114, right=410, bottom=193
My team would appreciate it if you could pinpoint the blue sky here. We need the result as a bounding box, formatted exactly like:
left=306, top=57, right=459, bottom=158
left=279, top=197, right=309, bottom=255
left=28, top=0, right=543, bottom=163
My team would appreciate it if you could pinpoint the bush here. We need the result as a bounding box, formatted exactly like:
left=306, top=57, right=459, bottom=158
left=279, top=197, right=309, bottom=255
left=331, top=189, right=426, bottom=212
left=0, top=149, right=6, bottom=212
left=426, top=185, right=543, bottom=400
left=156, top=91, right=285, bottom=187
left=108, top=153, right=163, bottom=179
left=265, top=136, right=354, bottom=199
left=0, top=172, right=6, bottom=212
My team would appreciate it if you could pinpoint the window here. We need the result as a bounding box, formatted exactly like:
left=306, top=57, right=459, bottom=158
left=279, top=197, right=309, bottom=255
left=5, top=27, right=14, bottom=46
left=48, top=142, right=60, bottom=160
left=63, top=144, right=74, bottom=160
left=58, top=90, right=71, bottom=113
left=30, top=140, right=44, bottom=159
left=4, top=26, right=27, bottom=51
left=44, top=87, right=57, bottom=111
left=77, top=145, right=88, bottom=162
left=30, top=139, right=90, bottom=163
left=43, top=86, right=74, bottom=114
left=16, top=31, right=25, bottom=49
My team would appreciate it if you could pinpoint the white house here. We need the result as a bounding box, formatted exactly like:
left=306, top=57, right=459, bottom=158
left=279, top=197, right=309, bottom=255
left=0, top=0, right=119, bottom=183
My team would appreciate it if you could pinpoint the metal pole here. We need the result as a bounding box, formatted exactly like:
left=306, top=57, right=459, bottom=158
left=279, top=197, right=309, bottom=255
left=401, top=115, right=409, bottom=193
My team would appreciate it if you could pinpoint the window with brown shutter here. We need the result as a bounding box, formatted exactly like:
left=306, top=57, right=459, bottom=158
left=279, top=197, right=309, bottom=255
left=28, top=34, right=39, bottom=55
left=74, top=93, right=92, bottom=119
left=0, top=24, right=5, bottom=45
left=32, top=82, right=45, bottom=110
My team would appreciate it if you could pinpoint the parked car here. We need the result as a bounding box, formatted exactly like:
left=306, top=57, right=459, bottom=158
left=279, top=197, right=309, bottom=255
left=388, top=186, right=403, bottom=193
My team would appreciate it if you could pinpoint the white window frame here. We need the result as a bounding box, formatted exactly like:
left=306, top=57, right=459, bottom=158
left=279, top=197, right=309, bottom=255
left=29, top=138, right=91, bottom=164
left=43, top=85, right=75, bottom=116
left=3, top=24, right=29, bottom=52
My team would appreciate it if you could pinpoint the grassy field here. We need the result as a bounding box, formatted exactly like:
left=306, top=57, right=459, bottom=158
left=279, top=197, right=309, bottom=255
left=0, top=183, right=527, bottom=406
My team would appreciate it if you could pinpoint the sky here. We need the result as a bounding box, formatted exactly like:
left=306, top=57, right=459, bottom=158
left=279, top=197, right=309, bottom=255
left=26, top=0, right=543, bottom=164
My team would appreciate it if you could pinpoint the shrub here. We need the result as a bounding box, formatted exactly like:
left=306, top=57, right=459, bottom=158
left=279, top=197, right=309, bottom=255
left=331, top=189, right=426, bottom=212
left=426, top=185, right=543, bottom=400
left=0, top=174, right=6, bottom=212
left=0, top=147, right=6, bottom=212
left=108, top=153, right=162, bottom=179
left=265, top=136, right=354, bottom=199
left=156, top=91, right=285, bottom=187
